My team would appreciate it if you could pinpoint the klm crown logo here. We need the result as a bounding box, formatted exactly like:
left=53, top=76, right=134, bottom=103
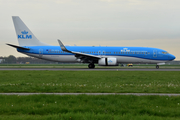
left=18, top=30, right=32, bottom=39
left=21, top=30, right=28, bottom=34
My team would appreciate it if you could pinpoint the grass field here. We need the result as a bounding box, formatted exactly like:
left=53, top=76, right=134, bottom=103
left=0, top=71, right=180, bottom=93
left=0, top=95, right=180, bottom=119
left=1, top=71, right=180, bottom=119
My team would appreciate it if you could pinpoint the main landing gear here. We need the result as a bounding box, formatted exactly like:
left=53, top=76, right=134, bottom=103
left=156, top=65, right=159, bottom=69
left=88, top=63, right=95, bottom=69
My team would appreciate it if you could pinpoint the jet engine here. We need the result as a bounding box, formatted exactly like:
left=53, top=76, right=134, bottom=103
left=98, top=58, right=118, bottom=66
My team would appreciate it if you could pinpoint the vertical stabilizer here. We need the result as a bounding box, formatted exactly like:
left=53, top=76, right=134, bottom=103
left=12, top=16, right=49, bottom=46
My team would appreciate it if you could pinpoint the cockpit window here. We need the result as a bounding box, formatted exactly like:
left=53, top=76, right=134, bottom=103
left=162, top=52, right=168, bottom=54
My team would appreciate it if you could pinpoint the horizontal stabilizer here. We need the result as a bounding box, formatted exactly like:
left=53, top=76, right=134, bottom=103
left=6, top=43, right=30, bottom=50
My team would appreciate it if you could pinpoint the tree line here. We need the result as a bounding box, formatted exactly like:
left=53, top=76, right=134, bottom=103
left=0, top=55, right=57, bottom=64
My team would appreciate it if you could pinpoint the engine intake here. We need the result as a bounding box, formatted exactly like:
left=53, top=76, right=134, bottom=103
left=98, top=58, right=118, bottom=66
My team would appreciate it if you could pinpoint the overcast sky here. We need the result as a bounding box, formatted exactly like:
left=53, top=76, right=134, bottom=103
left=0, top=0, right=180, bottom=60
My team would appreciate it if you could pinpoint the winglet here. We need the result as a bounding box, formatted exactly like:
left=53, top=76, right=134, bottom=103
left=57, top=39, right=71, bottom=52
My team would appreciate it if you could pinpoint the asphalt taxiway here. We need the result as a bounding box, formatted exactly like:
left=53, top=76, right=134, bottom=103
left=0, top=68, right=180, bottom=71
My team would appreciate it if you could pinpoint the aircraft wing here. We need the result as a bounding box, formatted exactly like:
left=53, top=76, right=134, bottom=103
left=57, top=40, right=101, bottom=59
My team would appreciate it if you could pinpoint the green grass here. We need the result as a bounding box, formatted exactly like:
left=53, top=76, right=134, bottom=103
left=0, top=71, right=180, bottom=93
left=1, top=71, right=180, bottom=119
left=0, top=95, right=180, bottom=119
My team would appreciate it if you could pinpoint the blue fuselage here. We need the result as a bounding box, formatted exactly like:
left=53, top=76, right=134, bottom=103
left=17, top=46, right=175, bottom=64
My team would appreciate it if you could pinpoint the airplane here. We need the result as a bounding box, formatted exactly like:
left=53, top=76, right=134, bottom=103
left=7, top=16, right=176, bottom=69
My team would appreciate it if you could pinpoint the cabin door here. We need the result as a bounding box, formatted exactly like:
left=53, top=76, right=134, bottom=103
left=39, top=49, right=43, bottom=58
left=153, top=50, right=157, bottom=58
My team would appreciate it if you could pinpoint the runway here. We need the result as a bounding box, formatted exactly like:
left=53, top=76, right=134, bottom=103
left=0, top=68, right=180, bottom=71
left=1, top=93, right=180, bottom=96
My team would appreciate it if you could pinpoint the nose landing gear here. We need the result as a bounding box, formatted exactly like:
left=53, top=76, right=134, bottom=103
left=156, top=65, right=159, bottom=69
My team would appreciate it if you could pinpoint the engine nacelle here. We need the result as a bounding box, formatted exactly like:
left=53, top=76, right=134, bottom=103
left=98, top=58, right=118, bottom=66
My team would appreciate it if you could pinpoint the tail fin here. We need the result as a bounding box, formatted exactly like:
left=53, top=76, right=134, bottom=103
left=12, top=16, right=49, bottom=46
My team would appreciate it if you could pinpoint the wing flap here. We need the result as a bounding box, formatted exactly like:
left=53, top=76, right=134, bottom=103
left=71, top=51, right=101, bottom=59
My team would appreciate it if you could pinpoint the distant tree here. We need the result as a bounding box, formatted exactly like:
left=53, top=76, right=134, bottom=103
left=6, top=55, right=17, bottom=63
left=2, top=55, right=59, bottom=64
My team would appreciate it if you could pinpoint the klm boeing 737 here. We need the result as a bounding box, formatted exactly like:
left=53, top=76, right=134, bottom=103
left=7, top=16, right=175, bottom=69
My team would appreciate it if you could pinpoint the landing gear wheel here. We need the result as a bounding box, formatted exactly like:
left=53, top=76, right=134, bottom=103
left=88, top=63, right=95, bottom=69
left=156, top=65, right=159, bottom=69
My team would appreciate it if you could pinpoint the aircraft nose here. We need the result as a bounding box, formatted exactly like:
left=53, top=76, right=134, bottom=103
left=169, top=54, right=176, bottom=60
